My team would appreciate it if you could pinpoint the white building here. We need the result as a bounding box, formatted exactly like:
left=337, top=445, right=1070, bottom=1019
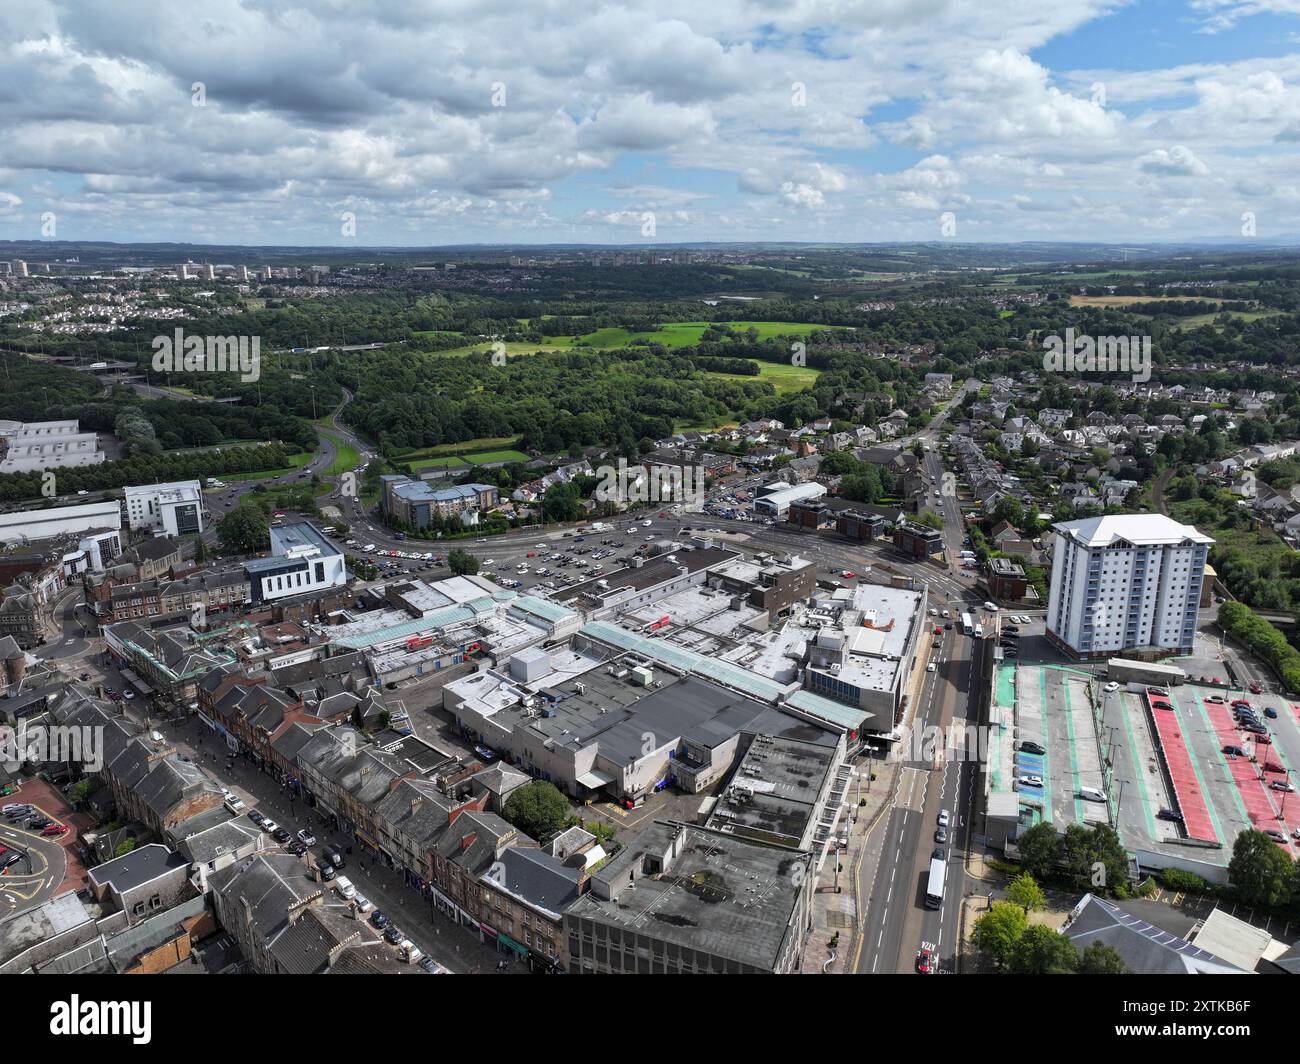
left=0, top=500, right=122, bottom=545
left=244, top=522, right=347, bottom=604
left=1046, top=515, right=1213, bottom=659
left=124, top=480, right=205, bottom=536
left=0, top=419, right=105, bottom=474
left=753, top=482, right=827, bottom=516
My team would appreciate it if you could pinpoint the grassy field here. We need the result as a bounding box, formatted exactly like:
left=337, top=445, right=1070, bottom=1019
left=577, top=320, right=841, bottom=349
left=465, top=449, right=529, bottom=464
left=319, top=430, right=361, bottom=478
left=703, top=362, right=821, bottom=395
left=409, top=455, right=470, bottom=472
left=397, top=436, right=522, bottom=461
left=1068, top=295, right=1225, bottom=308
left=221, top=449, right=314, bottom=481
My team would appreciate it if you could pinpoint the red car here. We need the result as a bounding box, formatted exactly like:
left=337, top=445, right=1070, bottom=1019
left=41, top=823, right=64, bottom=836
left=1250, top=682, right=1263, bottom=694
left=916, top=948, right=934, bottom=974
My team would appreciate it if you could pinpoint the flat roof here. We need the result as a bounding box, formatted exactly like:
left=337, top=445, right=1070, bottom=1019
left=1054, top=514, right=1213, bottom=549
left=571, top=821, right=811, bottom=971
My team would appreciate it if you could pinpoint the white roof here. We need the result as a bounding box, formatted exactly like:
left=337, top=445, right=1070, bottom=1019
left=1054, top=514, right=1213, bottom=548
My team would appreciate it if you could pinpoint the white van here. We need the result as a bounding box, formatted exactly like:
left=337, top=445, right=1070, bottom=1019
left=334, top=876, right=356, bottom=899
left=1079, top=786, right=1107, bottom=803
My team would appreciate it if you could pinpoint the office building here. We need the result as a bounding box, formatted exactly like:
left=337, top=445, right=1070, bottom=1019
left=125, top=480, right=206, bottom=536
left=1046, top=515, right=1212, bottom=659
left=244, top=522, right=346, bottom=605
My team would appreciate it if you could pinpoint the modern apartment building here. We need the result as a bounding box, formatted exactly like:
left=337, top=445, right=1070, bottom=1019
left=1046, top=515, right=1213, bottom=659
left=244, top=522, right=347, bottom=605
left=380, top=474, right=499, bottom=529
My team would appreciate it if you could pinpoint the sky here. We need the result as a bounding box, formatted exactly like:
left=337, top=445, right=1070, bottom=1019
left=2, top=0, right=1300, bottom=247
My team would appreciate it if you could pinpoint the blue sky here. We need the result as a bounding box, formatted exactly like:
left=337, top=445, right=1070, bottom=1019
left=1, top=0, right=1299, bottom=246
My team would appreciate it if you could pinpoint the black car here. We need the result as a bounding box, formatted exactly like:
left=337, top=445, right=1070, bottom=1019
left=286, top=840, right=308, bottom=856
left=1156, top=808, right=1184, bottom=822
left=370, top=910, right=390, bottom=930
left=0, top=852, right=21, bottom=870
left=272, top=828, right=292, bottom=844
left=248, top=811, right=266, bottom=826
left=932, top=847, right=945, bottom=861
left=943, top=622, right=953, bottom=630
left=1244, top=723, right=1268, bottom=735
left=383, top=924, right=404, bottom=944
left=934, top=826, right=948, bottom=844
left=1223, top=744, right=1245, bottom=757
left=1002, top=625, right=1020, bottom=634
left=1019, top=741, right=1046, bottom=756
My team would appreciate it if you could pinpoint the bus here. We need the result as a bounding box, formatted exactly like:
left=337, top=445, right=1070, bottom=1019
left=961, top=612, right=974, bottom=636
left=925, top=856, right=946, bottom=910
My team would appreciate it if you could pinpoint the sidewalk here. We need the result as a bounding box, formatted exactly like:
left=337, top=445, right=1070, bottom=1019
left=800, top=639, right=946, bottom=973
left=801, top=755, right=901, bottom=973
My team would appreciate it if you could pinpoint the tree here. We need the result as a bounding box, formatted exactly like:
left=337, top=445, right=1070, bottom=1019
left=1005, top=872, right=1046, bottom=913
left=114, top=837, right=137, bottom=858
left=972, top=901, right=1027, bottom=969
left=1010, top=925, right=1078, bottom=975
left=193, top=537, right=208, bottom=564
left=1229, top=828, right=1295, bottom=908
left=1077, top=941, right=1128, bottom=974
left=216, top=505, right=269, bottom=554
left=447, top=548, right=479, bottom=576
left=503, top=781, right=571, bottom=841
left=1017, top=821, right=1060, bottom=882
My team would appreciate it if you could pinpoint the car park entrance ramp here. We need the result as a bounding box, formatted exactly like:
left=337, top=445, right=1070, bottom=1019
left=1148, top=693, right=1217, bottom=844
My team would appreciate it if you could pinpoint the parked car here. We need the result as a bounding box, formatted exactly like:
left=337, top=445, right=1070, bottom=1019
left=1019, top=741, right=1045, bottom=756
left=260, top=819, right=279, bottom=834
left=286, top=841, right=308, bottom=856
left=41, top=823, right=65, bottom=836
left=1018, top=776, right=1044, bottom=788
left=1265, top=707, right=1278, bottom=719
left=297, top=829, right=316, bottom=846
left=1104, top=682, right=1120, bottom=692
left=1156, top=808, right=1183, bottom=822
left=383, top=924, right=404, bottom=944
left=370, top=910, right=390, bottom=929
left=934, top=826, right=948, bottom=844
left=272, top=828, right=292, bottom=844
left=1270, top=780, right=1295, bottom=792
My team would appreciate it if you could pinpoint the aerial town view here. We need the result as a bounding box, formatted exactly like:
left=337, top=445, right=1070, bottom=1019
left=1, top=0, right=1298, bottom=1039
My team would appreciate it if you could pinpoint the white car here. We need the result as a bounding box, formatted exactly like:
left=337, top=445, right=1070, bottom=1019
left=928, top=608, right=938, bottom=616
left=983, top=601, right=999, bottom=612
left=122, top=689, right=135, bottom=700
left=353, top=893, right=374, bottom=914
left=643, top=520, right=652, bottom=526
left=927, top=662, right=937, bottom=672
left=937, top=810, right=950, bottom=828
left=260, top=819, right=279, bottom=834
left=297, top=829, right=316, bottom=846
left=1019, top=775, right=1044, bottom=788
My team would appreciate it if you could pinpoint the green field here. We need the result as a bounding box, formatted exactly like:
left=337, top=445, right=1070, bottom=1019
left=319, top=430, right=361, bottom=478
left=704, top=362, right=821, bottom=395
left=397, top=436, right=523, bottom=461
left=409, top=455, right=470, bottom=472
left=465, top=449, right=529, bottom=464
left=576, top=320, right=840, bottom=349
left=221, top=450, right=314, bottom=481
